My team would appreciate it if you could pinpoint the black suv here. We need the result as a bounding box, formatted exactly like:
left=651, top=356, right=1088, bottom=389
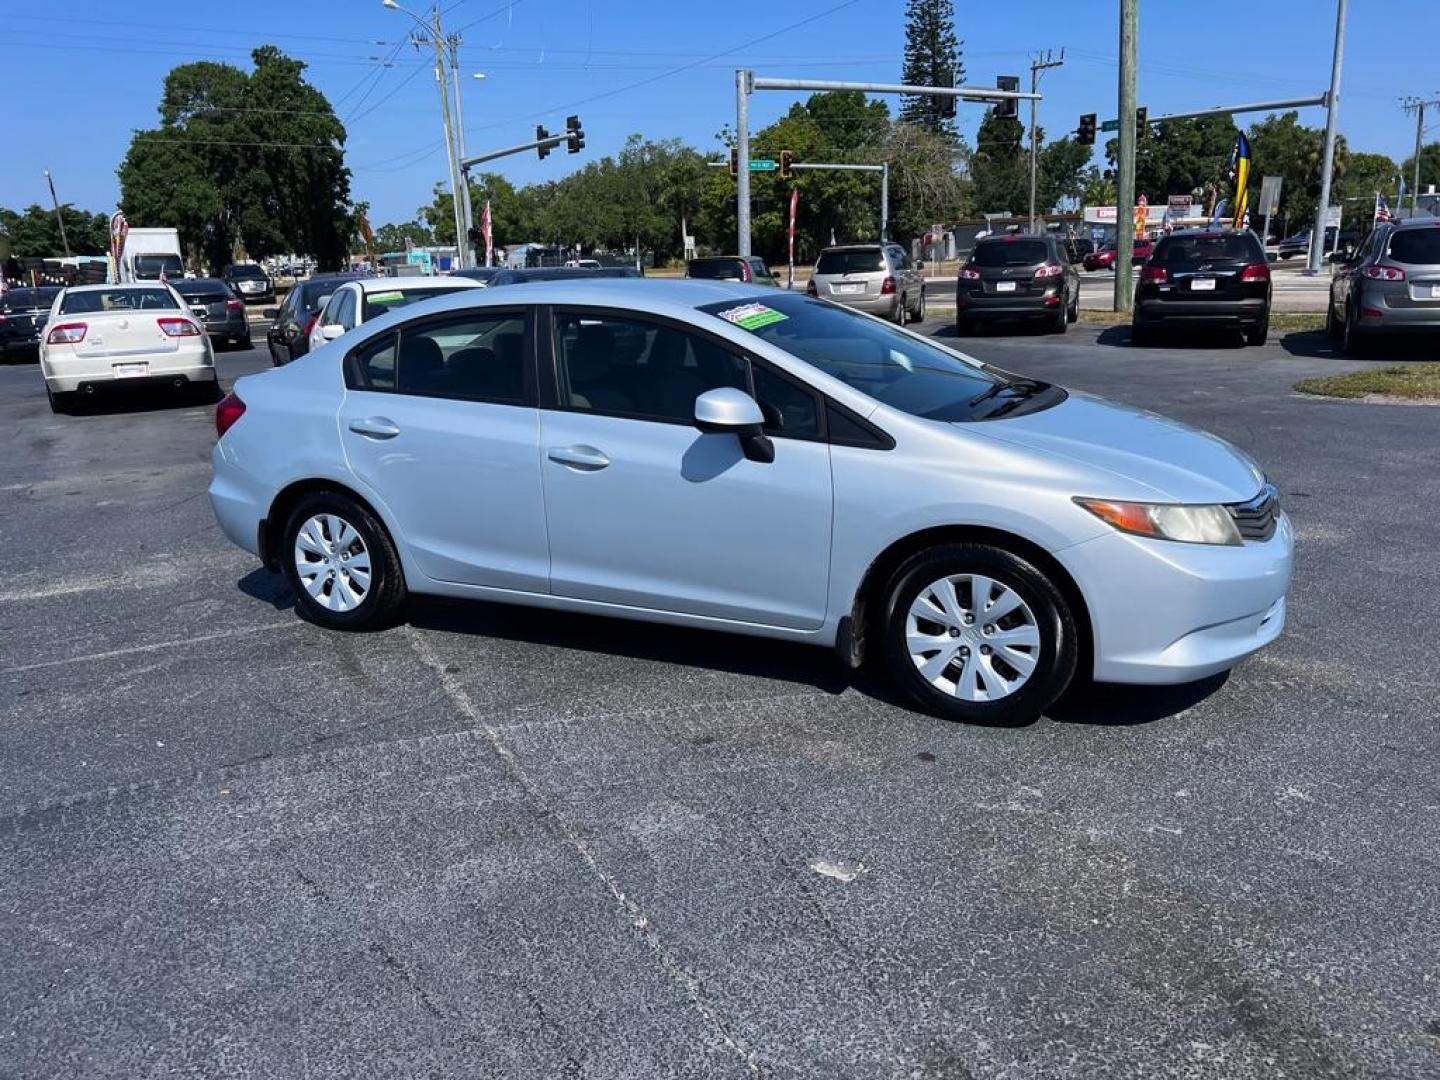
left=955, top=233, right=1080, bottom=334
left=1132, top=229, right=1271, bottom=346
left=222, top=263, right=275, bottom=304
left=264, top=273, right=365, bottom=365
left=0, top=286, right=61, bottom=359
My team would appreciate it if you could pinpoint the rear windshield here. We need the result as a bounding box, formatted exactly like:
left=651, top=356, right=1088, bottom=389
left=1155, top=234, right=1261, bottom=265
left=688, top=259, right=744, bottom=280
left=60, top=288, right=177, bottom=314
left=174, top=280, right=231, bottom=297
left=133, top=254, right=183, bottom=279
left=1388, top=229, right=1440, bottom=265
left=361, top=287, right=465, bottom=320
left=1, top=288, right=61, bottom=310
left=228, top=266, right=266, bottom=278
left=972, top=240, right=1049, bottom=267
left=815, top=249, right=885, bottom=275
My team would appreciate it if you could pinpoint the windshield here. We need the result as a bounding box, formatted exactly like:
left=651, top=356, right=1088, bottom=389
left=228, top=266, right=266, bottom=279
left=815, top=249, right=885, bottom=275
left=133, top=254, right=183, bottom=279
left=973, top=240, right=1049, bottom=267
left=699, top=294, right=1054, bottom=422
left=61, top=288, right=178, bottom=314
left=1, top=288, right=60, bottom=310
left=1389, top=229, right=1440, bottom=265
left=1156, top=234, right=1260, bottom=264
left=688, top=259, right=744, bottom=280
left=360, top=286, right=464, bottom=320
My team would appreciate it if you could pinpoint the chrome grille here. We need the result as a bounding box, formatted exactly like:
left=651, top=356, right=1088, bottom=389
left=1228, top=483, right=1280, bottom=542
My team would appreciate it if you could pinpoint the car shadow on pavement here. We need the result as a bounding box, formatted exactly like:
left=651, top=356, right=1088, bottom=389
left=1046, top=672, right=1228, bottom=727
left=1282, top=328, right=1440, bottom=362
left=57, top=387, right=221, bottom=417
left=933, top=320, right=1054, bottom=341
left=1095, top=325, right=1249, bottom=350
left=237, top=568, right=297, bottom=611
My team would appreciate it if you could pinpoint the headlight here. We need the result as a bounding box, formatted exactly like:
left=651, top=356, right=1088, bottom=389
left=1074, top=498, right=1242, bottom=546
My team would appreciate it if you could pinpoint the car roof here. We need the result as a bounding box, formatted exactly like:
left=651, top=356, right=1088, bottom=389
left=1390, top=216, right=1440, bottom=231
left=62, top=282, right=174, bottom=293
left=174, top=277, right=227, bottom=288
left=821, top=244, right=885, bottom=252
left=351, top=277, right=479, bottom=293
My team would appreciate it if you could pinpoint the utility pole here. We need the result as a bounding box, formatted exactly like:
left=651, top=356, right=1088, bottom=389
left=1028, top=49, right=1064, bottom=233
left=1114, top=0, right=1137, bottom=312
left=1402, top=95, right=1439, bottom=213
left=1306, top=0, right=1347, bottom=275
left=43, top=170, right=71, bottom=258
left=450, top=52, right=477, bottom=267
left=736, top=70, right=752, bottom=257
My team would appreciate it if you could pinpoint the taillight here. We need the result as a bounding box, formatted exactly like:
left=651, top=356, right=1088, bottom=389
left=740, top=262, right=752, bottom=282
left=1140, top=265, right=1169, bottom=284
left=958, top=266, right=980, bottom=280
left=215, top=391, right=246, bottom=437
left=158, top=317, right=202, bottom=337
left=226, top=298, right=244, bottom=311
left=879, top=276, right=896, bottom=295
left=46, top=322, right=87, bottom=344
left=1239, top=263, right=1271, bottom=282
left=1035, top=263, right=1064, bottom=279
left=805, top=279, right=818, bottom=297
left=1362, top=265, right=1405, bottom=281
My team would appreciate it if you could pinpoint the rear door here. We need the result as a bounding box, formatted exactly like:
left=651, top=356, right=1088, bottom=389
left=813, top=248, right=886, bottom=301
left=337, top=306, right=549, bottom=591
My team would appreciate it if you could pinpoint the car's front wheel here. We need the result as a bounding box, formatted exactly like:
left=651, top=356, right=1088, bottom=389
left=880, top=543, right=1078, bottom=726
left=282, top=493, right=407, bottom=631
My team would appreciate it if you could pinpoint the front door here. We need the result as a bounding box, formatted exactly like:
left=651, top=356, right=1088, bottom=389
left=539, top=309, right=833, bottom=630
left=338, top=308, right=550, bottom=592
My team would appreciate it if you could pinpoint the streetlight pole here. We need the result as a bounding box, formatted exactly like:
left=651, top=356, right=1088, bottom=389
left=43, top=169, right=71, bottom=258
left=1306, top=0, right=1347, bottom=275
left=1114, top=0, right=1137, bottom=312
left=1028, top=50, right=1064, bottom=233
left=384, top=0, right=467, bottom=269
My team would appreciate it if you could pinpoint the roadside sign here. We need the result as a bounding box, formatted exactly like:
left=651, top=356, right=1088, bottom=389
left=1167, top=195, right=1192, bottom=217
left=1324, top=204, right=1342, bottom=229
left=749, top=159, right=778, bottom=172
left=1100, top=119, right=1119, bottom=133
left=1258, top=175, right=1283, bottom=216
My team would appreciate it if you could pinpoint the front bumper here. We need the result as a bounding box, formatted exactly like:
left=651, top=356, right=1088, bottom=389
left=1056, top=511, right=1293, bottom=684
left=1134, top=297, right=1267, bottom=327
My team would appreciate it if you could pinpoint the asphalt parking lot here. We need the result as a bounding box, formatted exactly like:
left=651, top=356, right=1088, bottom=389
left=2, top=321, right=1438, bottom=1079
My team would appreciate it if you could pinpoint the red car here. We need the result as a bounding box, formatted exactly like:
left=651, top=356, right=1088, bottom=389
left=1083, top=238, right=1155, bottom=271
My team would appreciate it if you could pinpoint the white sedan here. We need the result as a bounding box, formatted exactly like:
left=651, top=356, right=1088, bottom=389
left=41, top=283, right=216, bottom=413
left=307, top=277, right=482, bottom=353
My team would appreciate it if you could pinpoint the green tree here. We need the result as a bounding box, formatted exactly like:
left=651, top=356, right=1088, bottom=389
left=0, top=205, right=110, bottom=257
left=118, top=47, right=353, bottom=272
left=1246, top=111, right=1351, bottom=236
left=1336, top=151, right=1399, bottom=209
left=373, top=220, right=434, bottom=253
left=1399, top=141, right=1439, bottom=202
left=1104, top=115, right=1237, bottom=206
left=900, top=0, right=964, bottom=140
left=969, top=107, right=1026, bottom=214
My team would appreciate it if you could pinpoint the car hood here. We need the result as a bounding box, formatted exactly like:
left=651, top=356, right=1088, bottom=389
left=973, top=391, right=1265, bottom=503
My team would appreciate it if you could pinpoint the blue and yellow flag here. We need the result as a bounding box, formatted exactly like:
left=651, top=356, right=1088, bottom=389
left=1230, top=132, right=1252, bottom=229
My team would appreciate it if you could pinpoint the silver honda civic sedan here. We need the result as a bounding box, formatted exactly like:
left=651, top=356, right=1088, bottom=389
left=209, top=280, right=1292, bottom=726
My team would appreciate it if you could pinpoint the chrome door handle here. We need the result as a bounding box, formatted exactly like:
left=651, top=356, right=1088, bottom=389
left=348, top=417, right=401, bottom=439
left=547, top=444, right=610, bottom=471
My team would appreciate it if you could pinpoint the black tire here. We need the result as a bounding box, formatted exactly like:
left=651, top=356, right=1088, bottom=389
left=1067, top=292, right=1079, bottom=323
left=192, top=380, right=223, bottom=405
left=894, top=297, right=908, bottom=327
left=1050, top=298, right=1068, bottom=334
left=281, top=492, right=408, bottom=631
left=46, top=385, right=70, bottom=414
left=1342, top=302, right=1368, bottom=357
left=879, top=543, right=1078, bottom=726
left=1245, top=316, right=1269, bottom=347
left=913, top=288, right=926, bottom=322
left=239, top=332, right=253, bottom=350
left=1325, top=300, right=1342, bottom=341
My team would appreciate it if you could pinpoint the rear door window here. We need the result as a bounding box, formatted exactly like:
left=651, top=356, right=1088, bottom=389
left=1388, top=229, right=1440, bottom=265
left=815, top=250, right=886, bottom=275
left=972, top=240, right=1048, bottom=267
left=60, top=288, right=177, bottom=314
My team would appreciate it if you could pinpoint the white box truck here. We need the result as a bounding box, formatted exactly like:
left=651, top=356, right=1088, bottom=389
left=118, top=228, right=184, bottom=282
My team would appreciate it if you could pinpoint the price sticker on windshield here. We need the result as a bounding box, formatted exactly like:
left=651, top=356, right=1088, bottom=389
left=368, top=291, right=405, bottom=304
left=715, top=303, right=788, bottom=331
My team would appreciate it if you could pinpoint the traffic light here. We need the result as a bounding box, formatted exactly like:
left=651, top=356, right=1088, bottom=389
left=566, top=114, right=584, bottom=154
left=1077, top=113, right=1097, bottom=146
left=779, top=150, right=793, bottom=179
left=995, top=75, right=1020, bottom=119
left=730, top=147, right=738, bottom=179
left=1135, top=107, right=1149, bottom=140
left=938, top=67, right=956, bottom=119
left=537, top=125, right=551, bottom=160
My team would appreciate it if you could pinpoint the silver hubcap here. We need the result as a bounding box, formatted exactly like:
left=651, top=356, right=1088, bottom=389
left=906, top=573, right=1041, bottom=702
left=294, top=513, right=371, bottom=613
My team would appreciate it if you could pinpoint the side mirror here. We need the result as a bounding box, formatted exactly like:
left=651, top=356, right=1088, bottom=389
left=320, top=323, right=345, bottom=341
left=693, top=387, right=774, bottom=463
left=262, top=307, right=279, bottom=319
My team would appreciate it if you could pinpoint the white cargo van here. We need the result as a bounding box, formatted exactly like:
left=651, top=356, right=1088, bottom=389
left=119, top=228, right=184, bottom=283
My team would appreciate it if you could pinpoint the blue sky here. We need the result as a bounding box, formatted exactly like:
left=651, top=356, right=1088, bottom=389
left=2, top=0, right=1434, bottom=225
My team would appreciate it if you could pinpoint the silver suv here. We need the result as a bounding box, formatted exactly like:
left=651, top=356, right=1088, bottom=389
left=807, top=243, right=926, bottom=325
left=1328, top=217, right=1440, bottom=354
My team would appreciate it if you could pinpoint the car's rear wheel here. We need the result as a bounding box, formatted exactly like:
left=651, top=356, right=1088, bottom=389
left=880, top=543, right=1078, bottom=726
left=913, top=288, right=926, bottom=322
left=45, top=385, right=70, bottom=414
left=894, top=296, right=908, bottom=327
left=1342, top=301, right=1369, bottom=357
left=282, top=493, right=407, bottom=631
left=1050, top=298, right=1068, bottom=334
left=1245, top=316, right=1269, bottom=346
left=1325, top=300, right=1342, bottom=340
left=1067, top=291, right=1079, bottom=323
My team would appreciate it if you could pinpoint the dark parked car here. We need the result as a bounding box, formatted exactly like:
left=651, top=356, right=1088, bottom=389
left=1328, top=217, right=1440, bottom=355
left=1083, top=238, right=1154, bottom=271
left=264, top=273, right=365, bottom=365
left=1277, top=226, right=1359, bottom=261
left=222, top=263, right=275, bottom=304
left=450, top=266, right=504, bottom=285
left=1132, top=228, right=1271, bottom=346
left=685, top=256, right=779, bottom=286
left=171, top=277, right=251, bottom=349
left=1062, top=237, right=1095, bottom=263
left=0, top=286, right=61, bottom=359
left=955, top=233, right=1080, bottom=334
left=485, top=266, right=644, bottom=287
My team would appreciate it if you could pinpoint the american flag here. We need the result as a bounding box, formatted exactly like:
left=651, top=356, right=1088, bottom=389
left=1374, top=193, right=1393, bottom=224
